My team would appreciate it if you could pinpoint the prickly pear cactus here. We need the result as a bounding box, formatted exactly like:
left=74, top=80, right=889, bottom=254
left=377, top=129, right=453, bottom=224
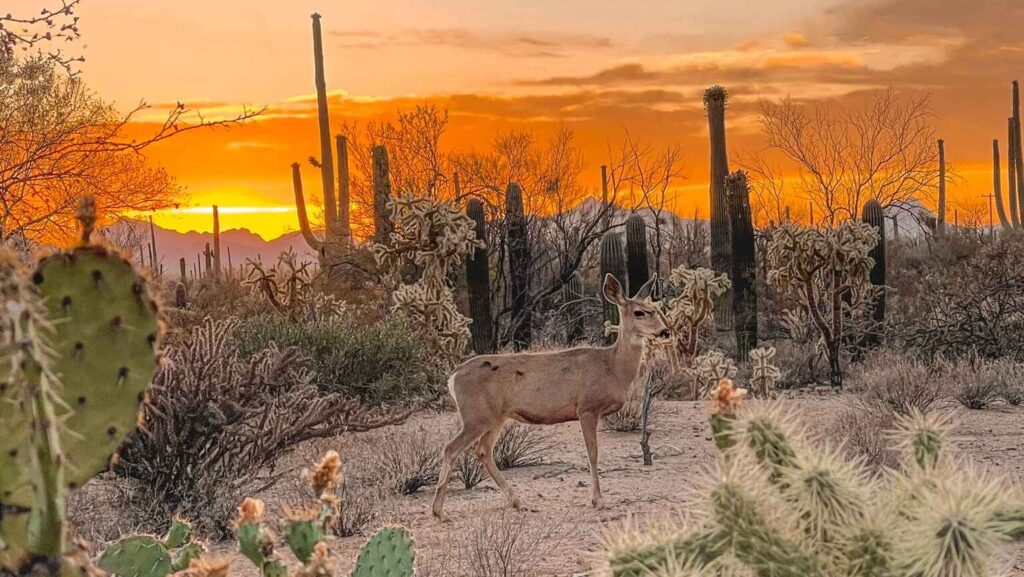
left=352, top=527, right=415, bottom=577
left=97, top=517, right=203, bottom=577
left=32, top=243, right=163, bottom=490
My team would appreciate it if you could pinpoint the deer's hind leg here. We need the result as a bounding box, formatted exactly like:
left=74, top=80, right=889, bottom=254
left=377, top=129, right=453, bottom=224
left=431, top=423, right=485, bottom=520
left=474, top=422, right=523, bottom=511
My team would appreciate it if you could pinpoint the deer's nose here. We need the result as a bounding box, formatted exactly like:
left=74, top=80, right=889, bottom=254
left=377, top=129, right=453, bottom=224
left=657, top=329, right=671, bottom=339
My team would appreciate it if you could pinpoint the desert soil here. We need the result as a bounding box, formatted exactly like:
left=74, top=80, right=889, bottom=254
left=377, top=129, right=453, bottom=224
left=73, top=395, right=1024, bottom=576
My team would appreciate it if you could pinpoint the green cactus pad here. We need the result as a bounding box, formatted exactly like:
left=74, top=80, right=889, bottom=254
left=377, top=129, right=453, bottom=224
left=96, top=535, right=172, bottom=577
left=170, top=542, right=205, bottom=572
left=31, top=246, right=162, bottom=490
left=285, top=519, right=322, bottom=564
left=352, top=527, right=415, bottom=577
left=163, top=518, right=191, bottom=550
left=236, top=522, right=265, bottom=567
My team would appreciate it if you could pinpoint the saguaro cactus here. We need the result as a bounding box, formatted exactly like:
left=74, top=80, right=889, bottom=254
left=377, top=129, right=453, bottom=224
left=625, top=214, right=650, bottom=298
left=372, top=145, right=394, bottom=244
left=726, top=171, right=757, bottom=359
left=563, top=271, right=584, bottom=345
left=1014, top=81, right=1024, bottom=219
left=705, top=86, right=732, bottom=330
left=600, top=164, right=610, bottom=230
left=861, top=199, right=887, bottom=347
left=993, top=139, right=1011, bottom=230
left=465, top=198, right=494, bottom=354
left=1010, top=117, right=1020, bottom=227
left=310, top=13, right=337, bottom=236
left=506, top=182, right=531, bottom=350
left=212, top=205, right=221, bottom=278
left=937, top=139, right=946, bottom=235
left=600, top=231, right=627, bottom=338
left=336, top=134, right=351, bottom=241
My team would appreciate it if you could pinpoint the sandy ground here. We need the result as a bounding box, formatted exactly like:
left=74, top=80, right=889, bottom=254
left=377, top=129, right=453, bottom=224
left=72, top=395, right=1024, bottom=576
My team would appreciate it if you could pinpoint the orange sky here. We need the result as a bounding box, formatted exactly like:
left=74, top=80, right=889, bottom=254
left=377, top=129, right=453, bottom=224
left=27, top=0, right=1024, bottom=238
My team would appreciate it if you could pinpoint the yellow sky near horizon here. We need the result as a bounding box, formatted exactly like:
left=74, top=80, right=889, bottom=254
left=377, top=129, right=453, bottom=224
left=13, top=0, right=1020, bottom=239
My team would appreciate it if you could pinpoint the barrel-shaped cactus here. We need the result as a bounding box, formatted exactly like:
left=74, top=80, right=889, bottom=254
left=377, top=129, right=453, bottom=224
left=726, top=171, right=757, bottom=359
left=625, top=214, right=650, bottom=298
left=861, top=199, right=887, bottom=347
left=600, top=232, right=627, bottom=338
left=506, top=182, right=531, bottom=350
left=465, top=198, right=494, bottom=354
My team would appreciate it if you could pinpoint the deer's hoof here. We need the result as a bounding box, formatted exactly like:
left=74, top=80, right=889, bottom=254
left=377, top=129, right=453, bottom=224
left=592, top=496, right=606, bottom=510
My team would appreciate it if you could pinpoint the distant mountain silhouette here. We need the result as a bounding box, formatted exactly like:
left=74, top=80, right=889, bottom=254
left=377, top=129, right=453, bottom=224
left=105, top=219, right=319, bottom=275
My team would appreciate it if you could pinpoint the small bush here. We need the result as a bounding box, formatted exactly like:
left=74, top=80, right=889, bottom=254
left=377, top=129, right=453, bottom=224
left=494, top=423, right=549, bottom=470
left=602, top=390, right=645, bottom=432
left=943, top=356, right=1024, bottom=410
left=828, top=403, right=899, bottom=470
left=368, top=428, right=441, bottom=495
left=453, top=512, right=558, bottom=577
left=850, top=348, right=944, bottom=416
left=230, top=312, right=445, bottom=404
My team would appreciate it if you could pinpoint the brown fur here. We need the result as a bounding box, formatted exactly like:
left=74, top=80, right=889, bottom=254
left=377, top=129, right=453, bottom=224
left=431, top=274, right=669, bottom=519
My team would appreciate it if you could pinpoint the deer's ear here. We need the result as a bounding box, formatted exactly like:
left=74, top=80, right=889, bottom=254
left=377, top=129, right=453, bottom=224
left=602, top=273, right=626, bottom=306
left=634, top=274, right=658, bottom=300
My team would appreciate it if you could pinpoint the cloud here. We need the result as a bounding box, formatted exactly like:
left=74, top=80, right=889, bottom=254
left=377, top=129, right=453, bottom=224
left=783, top=33, right=809, bottom=48
left=329, top=27, right=612, bottom=58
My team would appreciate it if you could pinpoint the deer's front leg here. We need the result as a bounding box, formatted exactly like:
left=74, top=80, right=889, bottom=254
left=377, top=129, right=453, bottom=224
left=579, top=411, right=604, bottom=509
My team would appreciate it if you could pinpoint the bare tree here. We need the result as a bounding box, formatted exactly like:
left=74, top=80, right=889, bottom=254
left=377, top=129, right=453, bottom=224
left=1, top=1, right=83, bottom=74
left=0, top=56, right=262, bottom=244
left=760, top=88, right=940, bottom=227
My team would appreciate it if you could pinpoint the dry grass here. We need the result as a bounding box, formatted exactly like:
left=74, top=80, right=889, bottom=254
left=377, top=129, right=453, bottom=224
left=602, top=390, right=646, bottom=432
left=418, top=512, right=560, bottom=577
left=827, top=403, right=899, bottom=470
left=943, top=357, right=1024, bottom=410
left=850, top=348, right=945, bottom=416
left=493, top=423, right=549, bottom=470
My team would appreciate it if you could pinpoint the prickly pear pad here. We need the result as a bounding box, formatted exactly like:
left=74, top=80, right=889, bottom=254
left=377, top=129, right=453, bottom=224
left=352, top=526, right=415, bottom=577
left=32, top=246, right=162, bottom=489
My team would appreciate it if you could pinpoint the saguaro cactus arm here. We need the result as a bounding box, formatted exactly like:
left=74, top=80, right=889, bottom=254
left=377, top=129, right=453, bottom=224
left=291, top=163, right=324, bottom=252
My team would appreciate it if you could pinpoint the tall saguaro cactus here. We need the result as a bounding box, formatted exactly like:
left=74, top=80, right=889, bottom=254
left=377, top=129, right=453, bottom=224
left=993, top=139, right=1011, bottom=230
left=726, top=171, right=757, bottom=359
left=625, top=214, right=650, bottom=298
left=372, top=145, right=394, bottom=244
left=1010, top=117, right=1021, bottom=227
left=600, top=231, right=627, bottom=341
left=465, top=199, right=494, bottom=354
left=336, top=134, right=351, bottom=241
left=1014, top=81, right=1024, bottom=219
left=705, top=86, right=732, bottom=330
left=310, top=13, right=337, bottom=235
left=506, top=183, right=531, bottom=350
left=600, top=164, right=610, bottom=230
left=937, top=139, right=946, bottom=235
left=861, top=198, right=887, bottom=348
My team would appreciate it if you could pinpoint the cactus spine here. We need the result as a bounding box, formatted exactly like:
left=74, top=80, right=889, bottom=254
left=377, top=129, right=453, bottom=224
left=625, top=214, right=650, bottom=298
left=993, top=139, right=1011, bottom=230
left=563, top=271, right=584, bottom=345
left=705, top=86, right=732, bottom=330
left=465, top=198, right=494, bottom=354
left=506, top=182, right=531, bottom=350
left=861, top=199, right=887, bottom=348
left=937, top=139, right=946, bottom=235
left=726, top=171, right=757, bottom=359
left=372, top=145, right=394, bottom=244
left=600, top=231, right=627, bottom=340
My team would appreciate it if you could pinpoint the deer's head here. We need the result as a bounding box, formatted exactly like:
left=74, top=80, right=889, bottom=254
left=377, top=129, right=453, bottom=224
left=603, top=273, right=670, bottom=341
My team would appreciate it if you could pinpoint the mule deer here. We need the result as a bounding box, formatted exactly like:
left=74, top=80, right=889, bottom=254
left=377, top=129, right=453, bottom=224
left=431, top=273, right=668, bottom=519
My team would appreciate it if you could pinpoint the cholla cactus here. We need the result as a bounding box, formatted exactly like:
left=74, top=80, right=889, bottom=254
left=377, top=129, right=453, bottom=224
left=748, top=347, right=781, bottom=399
left=231, top=451, right=415, bottom=577
left=686, top=351, right=738, bottom=399
left=373, top=195, right=482, bottom=363
left=664, top=266, right=731, bottom=363
left=601, top=405, right=1024, bottom=577
left=766, top=221, right=878, bottom=388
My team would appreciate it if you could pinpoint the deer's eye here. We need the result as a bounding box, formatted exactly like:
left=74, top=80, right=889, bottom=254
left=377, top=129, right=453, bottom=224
left=633, top=310, right=646, bottom=317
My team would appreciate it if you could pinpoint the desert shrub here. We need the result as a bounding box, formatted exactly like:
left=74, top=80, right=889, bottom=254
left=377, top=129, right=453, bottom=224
left=849, top=348, right=944, bottom=416
left=116, top=317, right=407, bottom=536
left=602, top=389, right=645, bottom=432
left=900, top=232, right=1024, bottom=360
left=493, top=423, right=549, bottom=470
left=453, top=512, right=558, bottom=577
left=772, top=338, right=825, bottom=389
left=943, top=356, right=1024, bottom=410
left=230, top=312, right=445, bottom=404
left=828, top=403, right=899, bottom=470
left=367, top=428, right=441, bottom=495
